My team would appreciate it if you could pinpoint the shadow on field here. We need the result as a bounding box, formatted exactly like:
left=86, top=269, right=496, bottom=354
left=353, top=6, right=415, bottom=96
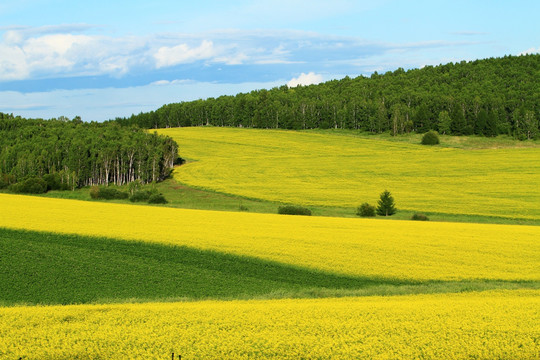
left=0, top=227, right=537, bottom=306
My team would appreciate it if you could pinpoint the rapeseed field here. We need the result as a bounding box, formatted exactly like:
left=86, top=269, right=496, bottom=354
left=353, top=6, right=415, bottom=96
left=1, top=290, right=538, bottom=359
left=157, top=127, right=540, bottom=220
left=1, top=194, right=539, bottom=282
left=2, top=127, right=538, bottom=359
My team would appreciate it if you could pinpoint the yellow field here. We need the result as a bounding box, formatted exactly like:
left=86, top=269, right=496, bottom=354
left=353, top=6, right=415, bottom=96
left=156, top=127, right=540, bottom=219
left=1, top=290, right=538, bottom=359
left=1, top=193, right=539, bottom=281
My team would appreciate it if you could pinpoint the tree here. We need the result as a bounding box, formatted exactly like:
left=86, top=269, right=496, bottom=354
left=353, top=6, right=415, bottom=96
left=523, top=110, right=538, bottom=140
left=376, top=190, right=397, bottom=216
left=437, top=111, right=451, bottom=135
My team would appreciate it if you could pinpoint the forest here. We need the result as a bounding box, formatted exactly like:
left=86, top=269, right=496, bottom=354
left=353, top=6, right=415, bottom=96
left=113, top=54, right=540, bottom=140
left=0, top=114, right=179, bottom=191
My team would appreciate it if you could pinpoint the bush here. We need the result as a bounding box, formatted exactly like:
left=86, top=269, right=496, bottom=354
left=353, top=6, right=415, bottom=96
left=43, top=173, right=68, bottom=191
left=9, top=177, right=48, bottom=194
left=356, top=203, right=376, bottom=217
left=129, top=190, right=154, bottom=202
left=89, top=186, right=100, bottom=199
left=411, top=213, right=429, bottom=221
left=421, top=130, right=440, bottom=145
left=127, top=179, right=143, bottom=195
left=90, top=186, right=128, bottom=200
left=278, top=205, right=312, bottom=216
left=147, top=193, right=168, bottom=204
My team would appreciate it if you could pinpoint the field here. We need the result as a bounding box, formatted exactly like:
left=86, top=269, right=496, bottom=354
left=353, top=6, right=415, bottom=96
left=1, top=194, right=539, bottom=283
left=1, top=291, right=538, bottom=359
left=1, top=128, right=539, bottom=359
left=157, top=127, right=540, bottom=220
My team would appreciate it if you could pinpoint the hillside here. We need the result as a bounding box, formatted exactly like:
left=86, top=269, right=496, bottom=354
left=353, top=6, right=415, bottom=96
left=116, top=54, right=540, bottom=140
left=157, top=127, right=540, bottom=221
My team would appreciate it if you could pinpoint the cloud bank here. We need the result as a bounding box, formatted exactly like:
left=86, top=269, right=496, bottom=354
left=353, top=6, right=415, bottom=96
left=0, top=25, right=479, bottom=86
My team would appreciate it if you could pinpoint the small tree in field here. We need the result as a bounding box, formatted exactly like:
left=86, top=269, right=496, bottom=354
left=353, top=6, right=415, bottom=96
left=376, top=190, right=396, bottom=216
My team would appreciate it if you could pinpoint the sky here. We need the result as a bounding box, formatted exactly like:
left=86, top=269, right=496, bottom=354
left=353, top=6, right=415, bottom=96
left=0, top=0, right=539, bottom=122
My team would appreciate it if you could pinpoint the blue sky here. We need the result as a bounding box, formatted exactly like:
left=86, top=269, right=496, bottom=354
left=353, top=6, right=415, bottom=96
left=1, top=0, right=539, bottom=121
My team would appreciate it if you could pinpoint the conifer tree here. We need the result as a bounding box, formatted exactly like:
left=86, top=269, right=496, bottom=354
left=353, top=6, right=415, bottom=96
left=376, top=190, right=397, bottom=216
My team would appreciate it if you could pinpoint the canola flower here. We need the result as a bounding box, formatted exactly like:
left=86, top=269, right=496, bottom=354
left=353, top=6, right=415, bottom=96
left=157, top=127, right=540, bottom=219
left=1, top=193, right=539, bottom=281
left=0, top=290, right=538, bottom=359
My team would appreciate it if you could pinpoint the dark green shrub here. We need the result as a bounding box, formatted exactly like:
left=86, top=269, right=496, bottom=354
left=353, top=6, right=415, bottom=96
left=376, top=190, right=397, bottom=216
left=90, top=186, right=128, bottom=200
left=238, top=204, right=249, bottom=212
left=43, top=173, right=68, bottom=191
left=356, top=203, right=376, bottom=217
left=278, top=205, right=312, bottom=216
left=147, top=193, right=168, bottom=204
left=411, top=213, right=429, bottom=221
left=129, top=190, right=153, bottom=202
left=9, top=177, right=47, bottom=194
left=421, top=130, right=440, bottom=145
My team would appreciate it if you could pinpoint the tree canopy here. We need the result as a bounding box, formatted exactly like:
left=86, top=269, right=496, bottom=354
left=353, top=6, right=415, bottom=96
left=113, top=54, right=540, bottom=140
left=0, top=114, right=179, bottom=189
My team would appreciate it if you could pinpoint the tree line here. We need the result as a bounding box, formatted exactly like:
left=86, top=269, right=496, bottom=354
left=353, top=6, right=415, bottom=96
left=113, top=54, right=540, bottom=140
left=0, top=114, right=180, bottom=190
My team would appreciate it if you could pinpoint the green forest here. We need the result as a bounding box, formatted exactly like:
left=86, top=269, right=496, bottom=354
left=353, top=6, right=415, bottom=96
left=113, top=54, right=540, bottom=139
left=0, top=114, right=179, bottom=191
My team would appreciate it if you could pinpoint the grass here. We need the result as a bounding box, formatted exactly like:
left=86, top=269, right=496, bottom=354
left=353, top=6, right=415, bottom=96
left=22, top=177, right=539, bottom=226
left=1, top=227, right=537, bottom=307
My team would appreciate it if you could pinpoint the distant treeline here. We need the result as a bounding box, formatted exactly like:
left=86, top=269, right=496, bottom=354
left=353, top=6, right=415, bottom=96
left=0, top=114, right=179, bottom=190
left=113, top=54, right=540, bottom=140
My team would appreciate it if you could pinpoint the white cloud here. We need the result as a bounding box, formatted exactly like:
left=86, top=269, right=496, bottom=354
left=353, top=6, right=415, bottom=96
left=287, top=72, right=323, bottom=87
left=519, top=47, right=540, bottom=55
left=0, top=43, right=28, bottom=80
left=0, top=25, right=482, bottom=83
left=154, top=40, right=215, bottom=68
left=0, top=29, right=149, bottom=80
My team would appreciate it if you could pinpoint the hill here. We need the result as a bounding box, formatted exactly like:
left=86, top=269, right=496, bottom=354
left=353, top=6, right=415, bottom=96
left=157, top=127, right=540, bottom=221
left=116, top=54, right=540, bottom=140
